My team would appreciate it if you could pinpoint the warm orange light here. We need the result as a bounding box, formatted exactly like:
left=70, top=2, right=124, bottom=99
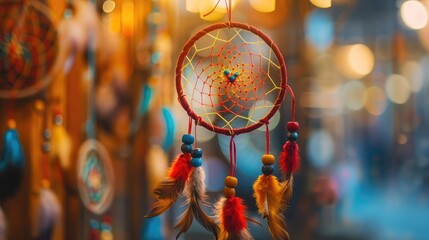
left=186, top=0, right=200, bottom=13
left=310, top=0, right=332, bottom=8
left=401, top=0, right=428, bottom=30
left=122, top=1, right=134, bottom=37
left=249, top=0, right=275, bottom=13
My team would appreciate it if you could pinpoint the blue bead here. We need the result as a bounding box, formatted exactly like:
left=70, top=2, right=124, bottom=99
left=234, top=72, right=239, bottom=77
left=182, top=134, right=195, bottom=144
left=228, top=76, right=236, bottom=82
left=191, top=158, right=202, bottom=167
left=181, top=144, right=192, bottom=153
left=262, top=165, right=274, bottom=175
left=192, top=148, right=203, bottom=158
left=223, top=69, right=230, bottom=76
left=287, top=132, right=298, bottom=141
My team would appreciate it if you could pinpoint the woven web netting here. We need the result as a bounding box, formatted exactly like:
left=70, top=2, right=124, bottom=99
left=177, top=23, right=287, bottom=135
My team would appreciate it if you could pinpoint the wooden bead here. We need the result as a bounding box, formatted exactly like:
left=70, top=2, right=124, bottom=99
left=262, top=154, right=275, bottom=165
left=224, top=176, right=238, bottom=188
left=224, top=187, right=235, bottom=198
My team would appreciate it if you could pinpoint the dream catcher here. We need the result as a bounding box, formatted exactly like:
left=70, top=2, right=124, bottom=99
left=145, top=1, right=300, bottom=239
left=0, top=0, right=58, bottom=98
left=77, top=3, right=114, bottom=216
left=141, top=2, right=175, bottom=239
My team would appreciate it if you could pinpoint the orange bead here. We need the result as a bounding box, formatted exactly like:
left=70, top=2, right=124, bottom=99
left=7, top=119, right=16, bottom=129
left=224, top=187, right=235, bottom=198
left=225, top=176, right=238, bottom=188
left=262, top=154, right=275, bottom=165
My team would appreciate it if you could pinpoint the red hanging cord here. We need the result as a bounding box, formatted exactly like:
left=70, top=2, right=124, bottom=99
left=202, top=0, right=232, bottom=24
left=265, top=123, right=270, bottom=154
left=229, top=135, right=237, bottom=176
left=194, top=119, right=198, bottom=148
left=286, top=85, right=296, bottom=122
left=187, top=116, right=192, bottom=134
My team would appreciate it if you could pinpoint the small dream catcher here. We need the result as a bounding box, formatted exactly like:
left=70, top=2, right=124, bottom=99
left=0, top=0, right=58, bottom=98
left=146, top=1, right=301, bottom=240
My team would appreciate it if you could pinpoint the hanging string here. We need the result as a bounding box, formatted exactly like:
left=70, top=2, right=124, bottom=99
left=202, top=0, right=232, bottom=24
left=187, top=117, right=193, bottom=135
left=286, top=85, right=296, bottom=122
left=194, top=119, right=198, bottom=148
left=86, top=26, right=96, bottom=139
left=229, top=135, right=237, bottom=176
left=265, top=123, right=270, bottom=154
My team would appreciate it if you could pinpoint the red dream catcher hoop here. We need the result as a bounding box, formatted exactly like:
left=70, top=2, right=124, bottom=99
left=146, top=2, right=301, bottom=240
left=0, top=0, right=58, bottom=98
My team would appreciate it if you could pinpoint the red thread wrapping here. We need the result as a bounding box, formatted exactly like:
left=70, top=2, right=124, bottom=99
left=222, top=196, right=247, bottom=233
left=279, top=141, right=300, bottom=175
left=168, top=153, right=193, bottom=182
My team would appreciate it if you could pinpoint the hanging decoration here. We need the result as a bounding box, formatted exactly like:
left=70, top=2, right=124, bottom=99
left=0, top=0, right=58, bottom=98
left=0, top=119, right=25, bottom=200
left=34, top=99, right=61, bottom=240
left=145, top=0, right=300, bottom=239
left=77, top=1, right=114, bottom=216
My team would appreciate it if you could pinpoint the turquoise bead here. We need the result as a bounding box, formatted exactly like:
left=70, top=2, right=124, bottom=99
left=234, top=72, right=239, bottom=77
left=190, top=158, right=202, bottom=167
left=181, top=144, right=192, bottom=153
left=228, top=76, right=236, bottom=82
left=192, top=148, right=203, bottom=158
left=223, top=69, right=230, bottom=76
left=182, top=134, right=195, bottom=144
left=287, top=132, right=298, bottom=141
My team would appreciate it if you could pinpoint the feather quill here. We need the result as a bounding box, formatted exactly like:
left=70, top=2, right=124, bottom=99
left=215, top=197, right=254, bottom=240
left=175, top=167, right=219, bottom=239
left=145, top=153, right=193, bottom=218
left=253, top=175, right=291, bottom=240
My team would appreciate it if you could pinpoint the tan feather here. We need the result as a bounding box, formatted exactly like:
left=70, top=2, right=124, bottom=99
left=253, top=175, right=291, bottom=240
left=175, top=168, right=219, bottom=239
left=153, top=179, right=185, bottom=199
left=144, top=198, right=175, bottom=218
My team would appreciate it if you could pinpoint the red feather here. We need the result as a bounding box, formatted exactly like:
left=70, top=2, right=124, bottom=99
left=222, top=197, right=247, bottom=233
left=279, top=141, right=300, bottom=177
left=168, top=153, right=193, bottom=182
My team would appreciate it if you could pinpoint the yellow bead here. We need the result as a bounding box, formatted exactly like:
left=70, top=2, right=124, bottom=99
left=262, top=154, right=275, bottom=165
left=224, top=187, right=235, bottom=198
left=225, top=176, right=238, bottom=188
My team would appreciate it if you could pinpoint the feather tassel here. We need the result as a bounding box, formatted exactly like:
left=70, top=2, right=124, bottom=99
left=279, top=122, right=300, bottom=180
left=145, top=153, right=193, bottom=218
left=215, top=196, right=253, bottom=240
left=175, top=167, right=219, bottom=239
left=0, top=126, right=25, bottom=200
left=253, top=175, right=290, bottom=240
left=37, top=187, right=61, bottom=240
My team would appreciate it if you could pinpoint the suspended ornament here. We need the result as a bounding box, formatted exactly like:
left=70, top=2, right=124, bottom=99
left=77, top=140, right=114, bottom=215
left=77, top=1, right=114, bottom=216
left=0, top=0, right=58, bottom=98
left=37, top=183, right=61, bottom=240
left=50, top=110, right=72, bottom=170
left=0, top=120, right=25, bottom=200
left=145, top=0, right=301, bottom=239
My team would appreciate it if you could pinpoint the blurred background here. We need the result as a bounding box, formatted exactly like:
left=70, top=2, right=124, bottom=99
left=0, top=0, right=429, bottom=239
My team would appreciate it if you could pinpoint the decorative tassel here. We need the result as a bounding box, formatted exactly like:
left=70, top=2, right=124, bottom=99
left=175, top=166, right=219, bottom=239
left=51, top=112, right=72, bottom=170
left=145, top=134, right=195, bottom=218
left=37, top=182, right=61, bottom=240
left=279, top=122, right=300, bottom=180
left=215, top=176, right=254, bottom=240
left=0, top=120, right=25, bottom=200
left=253, top=154, right=290, bottom=240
